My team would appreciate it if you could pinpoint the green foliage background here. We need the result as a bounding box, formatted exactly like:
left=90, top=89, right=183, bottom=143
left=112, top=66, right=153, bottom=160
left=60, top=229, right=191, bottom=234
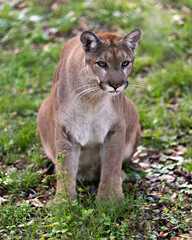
left=0, top=0, right=191, bottom=239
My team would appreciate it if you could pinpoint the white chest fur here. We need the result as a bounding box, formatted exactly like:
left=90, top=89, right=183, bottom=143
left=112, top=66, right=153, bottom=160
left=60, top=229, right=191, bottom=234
left=62, top=98, right=116, bottom=146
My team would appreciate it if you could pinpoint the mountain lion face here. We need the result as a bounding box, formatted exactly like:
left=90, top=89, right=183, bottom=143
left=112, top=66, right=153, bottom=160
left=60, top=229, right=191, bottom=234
left=80, top=29, right=142, bottom=94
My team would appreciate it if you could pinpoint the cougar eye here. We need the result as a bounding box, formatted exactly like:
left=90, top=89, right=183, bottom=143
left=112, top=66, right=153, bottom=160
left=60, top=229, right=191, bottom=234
left=121, top=61, right=130, bottom=68
left=96, top=61, right=107, bottom=68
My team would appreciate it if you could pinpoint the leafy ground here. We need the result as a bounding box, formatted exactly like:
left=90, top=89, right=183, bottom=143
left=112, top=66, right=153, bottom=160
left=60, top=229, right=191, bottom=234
left=0, top=0, right=192, bottom=239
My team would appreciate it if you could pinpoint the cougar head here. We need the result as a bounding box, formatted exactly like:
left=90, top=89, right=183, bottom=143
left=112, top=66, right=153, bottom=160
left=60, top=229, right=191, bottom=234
left=80, top=29, right=142, bottom=94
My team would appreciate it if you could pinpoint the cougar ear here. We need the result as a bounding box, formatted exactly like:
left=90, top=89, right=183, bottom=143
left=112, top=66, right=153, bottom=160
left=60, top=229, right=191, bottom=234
left=80, top=31, right=102, bottom=52
left=122, top=29, right=142, bottom=50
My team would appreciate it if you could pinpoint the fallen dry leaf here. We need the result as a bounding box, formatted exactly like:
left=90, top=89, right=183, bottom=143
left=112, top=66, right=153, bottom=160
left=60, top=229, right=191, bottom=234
left=27, top=198, right=44, bottom=207
left=0, top=197, right=10, bottom=205
left=139, top=162, right=150, bottom=169
left=170, top=146, right=187, bottom=155
left=14, top=1, right=27, bottom=9
left=148, top=191, right=164, bottom=196
left=179, top=234, right=192, bottom=239
left=37, top=168, right=48, bottom=174
left=162, top=174, right=175, bottom=182
left=181, top=5, right=191, bottom=14
left=159, top=231, right=169, bottom=237
left=171, top=192, right=177, bottom=201
left=166, top=155, right=184, bottom=162
left=132, top=149, right=143, bottom=161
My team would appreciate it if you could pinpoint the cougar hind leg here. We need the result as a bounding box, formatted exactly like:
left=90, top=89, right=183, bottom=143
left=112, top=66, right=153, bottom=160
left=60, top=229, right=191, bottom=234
left=123, top=97, right=141, bottom=163
left=37, top=97, right=56, bottom=162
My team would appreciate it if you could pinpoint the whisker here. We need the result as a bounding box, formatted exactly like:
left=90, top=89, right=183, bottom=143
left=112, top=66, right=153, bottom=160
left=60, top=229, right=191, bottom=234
left=77, top=89, right=98, bottom=101
left=74, top=87, right=99, bottom=101
left=87, top=89, right=103, bottom=102
left=70, top=84, right=98, bottom=97
left=129, top=83, right=146, bottom=90
left=74, top=84, right=97, bottom=92
left=126, top=86, right=137, bottom=94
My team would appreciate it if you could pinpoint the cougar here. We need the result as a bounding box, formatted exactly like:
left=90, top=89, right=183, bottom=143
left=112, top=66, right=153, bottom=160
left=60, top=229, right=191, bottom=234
left=37, top=29, right=142, bottom=201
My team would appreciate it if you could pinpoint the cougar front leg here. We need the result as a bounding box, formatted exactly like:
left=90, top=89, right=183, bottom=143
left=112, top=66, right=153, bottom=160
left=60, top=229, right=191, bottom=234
left=97, top=124, right=125, bottom=200
left=55, top=125, right=80, bottom=200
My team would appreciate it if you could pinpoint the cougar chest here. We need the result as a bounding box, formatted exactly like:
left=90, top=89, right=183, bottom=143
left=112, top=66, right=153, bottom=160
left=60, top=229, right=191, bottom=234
left=66, top=99, right=115, bottom=146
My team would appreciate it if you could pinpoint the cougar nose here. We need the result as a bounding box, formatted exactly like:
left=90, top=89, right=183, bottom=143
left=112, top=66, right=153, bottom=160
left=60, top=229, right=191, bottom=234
left=109, top=80, right=123, bottom=90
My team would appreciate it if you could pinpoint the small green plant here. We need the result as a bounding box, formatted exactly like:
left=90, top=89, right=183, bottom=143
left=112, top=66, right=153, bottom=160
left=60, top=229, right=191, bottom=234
left=54, top=150, right=73, bottom=206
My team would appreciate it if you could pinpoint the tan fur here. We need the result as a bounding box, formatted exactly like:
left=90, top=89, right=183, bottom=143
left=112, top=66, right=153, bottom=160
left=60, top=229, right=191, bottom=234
left=37, top=29, right=142, bottom=201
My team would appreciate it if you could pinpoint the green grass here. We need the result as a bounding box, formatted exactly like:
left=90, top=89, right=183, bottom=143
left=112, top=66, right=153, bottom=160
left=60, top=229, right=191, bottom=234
left=1, top=193, right=144, bottom=239
left=0, top=0, right=192, bottom=239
